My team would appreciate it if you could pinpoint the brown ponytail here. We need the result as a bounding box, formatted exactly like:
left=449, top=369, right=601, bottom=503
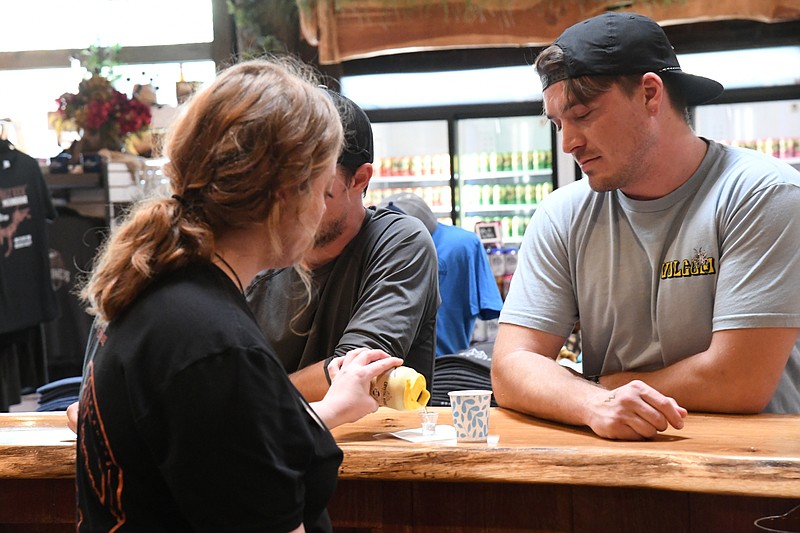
left=80, top=57, right=343, bottom=324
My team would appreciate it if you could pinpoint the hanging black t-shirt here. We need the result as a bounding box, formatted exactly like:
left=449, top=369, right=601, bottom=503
left=76, top=263, right=342, bottom=532
left=0, top=147, right=58, bottom=333
left=44, top=206, right=105, bottom=380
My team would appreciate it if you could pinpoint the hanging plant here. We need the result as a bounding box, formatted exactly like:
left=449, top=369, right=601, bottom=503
left=227, top=0, right=302, bottom=57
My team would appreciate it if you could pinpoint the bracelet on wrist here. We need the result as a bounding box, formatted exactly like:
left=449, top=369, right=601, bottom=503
left=323, top=355, right=335, bottom=385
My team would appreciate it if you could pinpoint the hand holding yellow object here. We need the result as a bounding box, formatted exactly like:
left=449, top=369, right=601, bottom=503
left=370, top=366, right=430, bottom=410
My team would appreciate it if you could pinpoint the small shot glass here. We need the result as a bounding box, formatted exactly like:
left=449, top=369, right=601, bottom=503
left=420, top=410, right=439, bottom=436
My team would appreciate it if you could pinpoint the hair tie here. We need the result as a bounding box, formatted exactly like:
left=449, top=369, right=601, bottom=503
left=171, top=194, right=190, bottom=209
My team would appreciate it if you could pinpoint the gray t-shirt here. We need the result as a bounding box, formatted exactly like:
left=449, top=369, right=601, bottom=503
left=501, top=140, right=800, bottom=413
left=246, top=207, right=439, bottom=387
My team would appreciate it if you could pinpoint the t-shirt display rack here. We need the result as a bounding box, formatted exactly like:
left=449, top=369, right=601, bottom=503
left=43, top=165, right=110, bottom=384
left=9, top=160, right=139, bottom=412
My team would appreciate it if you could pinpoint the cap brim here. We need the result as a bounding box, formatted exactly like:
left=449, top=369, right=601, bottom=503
left=662, top=72, right=724, bottom=106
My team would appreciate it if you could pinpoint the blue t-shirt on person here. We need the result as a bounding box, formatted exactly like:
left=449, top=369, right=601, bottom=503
left=432, top=223, right=503, bottom=356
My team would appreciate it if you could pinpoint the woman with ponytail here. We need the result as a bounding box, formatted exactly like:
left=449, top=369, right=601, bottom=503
left=74, top=58, right=402, bottom=533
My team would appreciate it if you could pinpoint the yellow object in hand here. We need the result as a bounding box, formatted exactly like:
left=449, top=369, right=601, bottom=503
left=370, top=366, right=430, bottom=410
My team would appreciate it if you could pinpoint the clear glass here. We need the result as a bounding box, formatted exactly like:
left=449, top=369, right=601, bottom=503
left=365, top=120, right=452, bottom=222
left=343, top=65, right=543, bottom=109
left=342, top=46, right=800, bottom=111
left=1, top=0, right=214, bottom=52
left=680, top=46, right=800, bottom=91
left=419, top=411, right=439, bottom=436
left=456, top=115, right=554, bottom=245
left=694, top=99, right=800, bottom=171
left=0, top=61, right=216, bottom=160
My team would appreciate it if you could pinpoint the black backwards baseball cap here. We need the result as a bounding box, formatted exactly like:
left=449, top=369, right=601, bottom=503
left=321, top=87, right=374, bottom=169
left=540, top=12, right=724, bottom=106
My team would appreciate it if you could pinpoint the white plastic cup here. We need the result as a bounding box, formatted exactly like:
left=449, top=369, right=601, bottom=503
left=448, top=390, right=492, bottom=442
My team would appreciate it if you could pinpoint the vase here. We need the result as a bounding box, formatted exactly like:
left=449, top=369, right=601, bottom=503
left=79, top=128, right=122, bottom=153
left=78, top=128, right=122, bottom=173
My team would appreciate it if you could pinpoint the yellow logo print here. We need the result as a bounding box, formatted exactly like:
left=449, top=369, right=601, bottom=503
left=661, top=248, right=716, bottom=279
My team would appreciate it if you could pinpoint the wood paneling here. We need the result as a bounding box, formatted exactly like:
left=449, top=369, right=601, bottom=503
left=299, top=0, right=800, bottom=64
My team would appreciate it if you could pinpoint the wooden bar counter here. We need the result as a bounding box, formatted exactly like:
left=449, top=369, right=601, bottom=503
left=2, top=408, right=799, bottom=532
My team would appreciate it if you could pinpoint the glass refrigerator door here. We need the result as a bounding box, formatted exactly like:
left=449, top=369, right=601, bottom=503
left=365, top=120, right=452, bottom=222
left=694, top=99, right=800, bottom=172
left=456, top=116, right=554, bottom=245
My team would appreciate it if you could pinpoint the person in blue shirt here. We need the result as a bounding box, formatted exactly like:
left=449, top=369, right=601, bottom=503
left=382, top=192, right=503, bottom=356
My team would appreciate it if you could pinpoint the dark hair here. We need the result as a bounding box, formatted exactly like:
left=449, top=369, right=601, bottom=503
left=536, top=44, right=690, bottom=124
left=81, top=57, right=343, bottom=324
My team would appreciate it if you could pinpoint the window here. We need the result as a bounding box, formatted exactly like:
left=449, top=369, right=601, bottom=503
left=342, top=46, right=800, bottom=110
left=0, top=0, right=230, bottom=160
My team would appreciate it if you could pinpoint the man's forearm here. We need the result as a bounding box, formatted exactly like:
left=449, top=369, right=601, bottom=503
left=289, top=360, right=330, bottom=402
left=599, top=328, right=797, bottom=413
left=599, top=356, right=760, bottom=413
left=493, top=349, right=605, bottom=427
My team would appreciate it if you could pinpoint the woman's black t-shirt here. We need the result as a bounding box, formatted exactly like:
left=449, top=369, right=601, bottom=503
left=76, top=263, right=342, bottom=532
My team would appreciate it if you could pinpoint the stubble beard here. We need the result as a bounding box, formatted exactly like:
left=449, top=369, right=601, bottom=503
left=586, top=128, right=655, bottom=194
left=313, top=212, right=347, bottom=249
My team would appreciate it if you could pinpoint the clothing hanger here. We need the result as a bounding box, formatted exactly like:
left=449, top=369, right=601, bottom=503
left=0, top=119, right=15, bottom=155
left=0, top=119, right=19, bottom=171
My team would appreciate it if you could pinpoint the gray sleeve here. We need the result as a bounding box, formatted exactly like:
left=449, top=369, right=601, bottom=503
left=713, top=180, right=800, bottom=330
left=334, top=217, right=439, bottom=364
left=500, top=194, right=578, bottom=340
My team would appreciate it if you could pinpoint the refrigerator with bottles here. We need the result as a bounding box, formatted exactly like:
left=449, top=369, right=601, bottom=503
left=364, top=119, right=453, bottom=223
left=693, top=99, right=800, bottom=172
left=363, top=112, right=560, bottom=248
left=455, top=115, right=555, bottom=246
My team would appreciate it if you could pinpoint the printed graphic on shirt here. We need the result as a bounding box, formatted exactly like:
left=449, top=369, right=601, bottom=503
left=660, top=247, right=717, bottom=280
left=0, top=206, right=31, bottom=257
left=0, top=183, right=32, bottom=257
left=79, top=359, right=126, bottom=530
left=49, top=249, right=71, bottom=290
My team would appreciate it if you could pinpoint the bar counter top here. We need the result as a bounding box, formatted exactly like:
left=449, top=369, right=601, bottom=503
left=332, top=407, right=800, bottom=499
left=2, top=408, right=799, bottom=499
left=2, top=408, right=799, bottom=531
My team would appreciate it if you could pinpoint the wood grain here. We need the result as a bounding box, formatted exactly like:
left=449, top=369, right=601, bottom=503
left=2, top=409, right=799, bottom=531
left=0, top=413, right=76, bottom=479
left=2, top=408, right=799, bottom=497
left=331, top=407, right=800, bottom=498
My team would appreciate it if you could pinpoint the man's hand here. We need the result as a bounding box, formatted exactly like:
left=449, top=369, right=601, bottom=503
left=586, top=380, right=687, bottom=440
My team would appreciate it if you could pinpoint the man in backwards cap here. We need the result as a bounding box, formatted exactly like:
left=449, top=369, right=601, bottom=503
left=246, top=89, right=439, bottom=400
left=492, top=12, right=800, bottom=440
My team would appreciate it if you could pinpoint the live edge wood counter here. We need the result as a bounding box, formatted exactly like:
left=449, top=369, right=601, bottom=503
left=328, top=407, right=800, bottom=533
left=1, top=409, right=799, bottom=532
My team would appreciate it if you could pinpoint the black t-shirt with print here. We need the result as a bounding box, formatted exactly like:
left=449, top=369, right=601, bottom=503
left=76, top=263, right=342, bottom=532
left=0, top=148, right=57, bottom=333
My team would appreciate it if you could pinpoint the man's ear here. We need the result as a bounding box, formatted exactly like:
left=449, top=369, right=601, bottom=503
left=641, top=72, right=664, bottom=113
left=351, top=162, right=374, bottom=193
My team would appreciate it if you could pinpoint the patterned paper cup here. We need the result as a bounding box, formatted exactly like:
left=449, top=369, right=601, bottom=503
left=448, top=390, right=492, bottom=442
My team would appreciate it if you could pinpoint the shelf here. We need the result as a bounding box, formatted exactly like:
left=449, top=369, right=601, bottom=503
left=371, top=174, right=450, bottom=186
left=462, top=205, right=538, bottom=216
left=43, top=170, right=102, bottom=190
left=459, top=170, right=552, bottom=184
